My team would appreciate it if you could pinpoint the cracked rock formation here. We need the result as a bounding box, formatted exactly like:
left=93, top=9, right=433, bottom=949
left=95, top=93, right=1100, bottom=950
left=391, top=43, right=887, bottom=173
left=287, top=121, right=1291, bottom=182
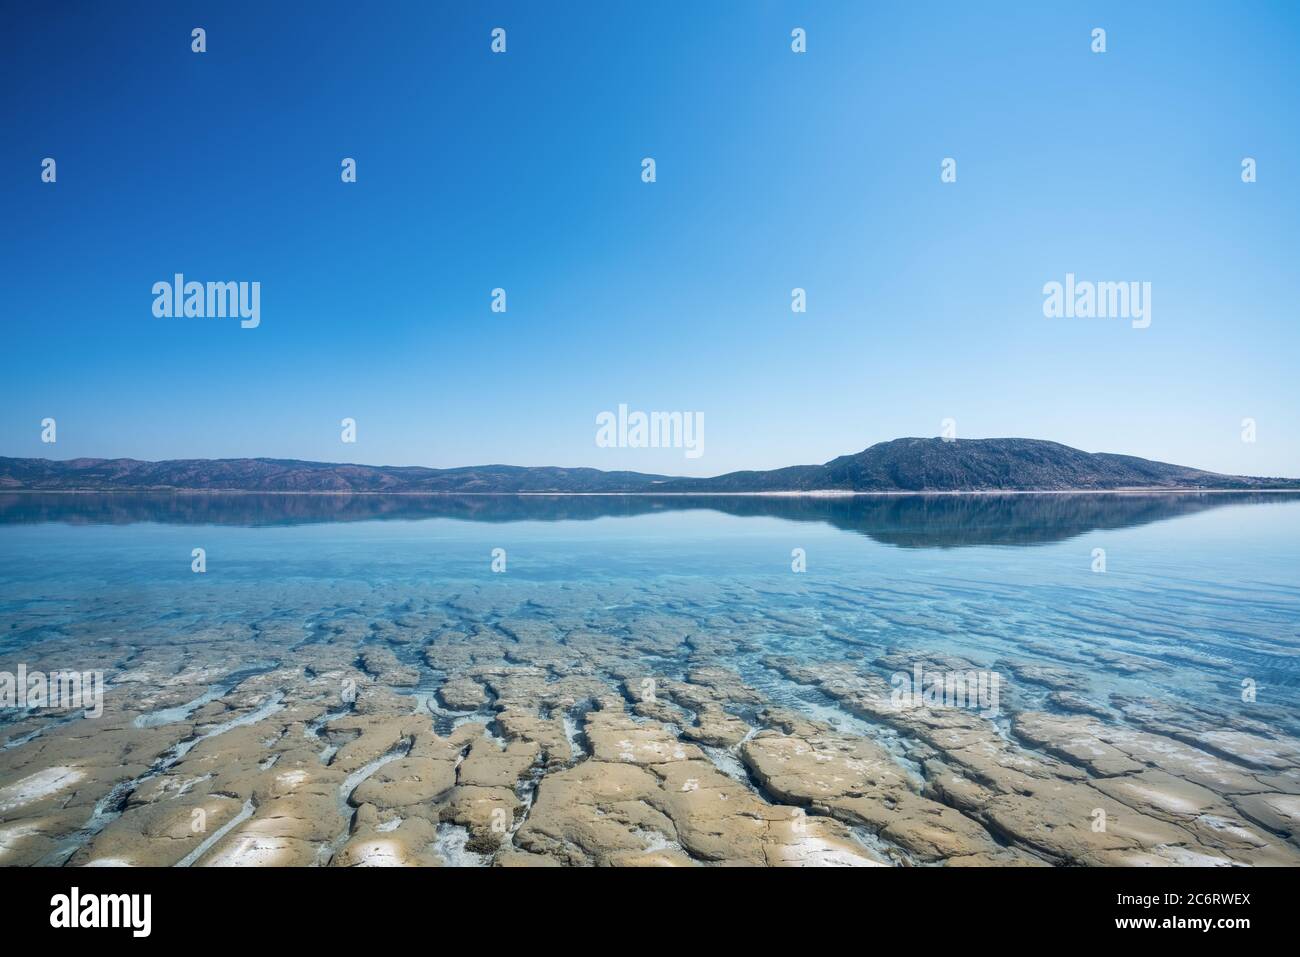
left=3, top=576, right=1298, bottom=869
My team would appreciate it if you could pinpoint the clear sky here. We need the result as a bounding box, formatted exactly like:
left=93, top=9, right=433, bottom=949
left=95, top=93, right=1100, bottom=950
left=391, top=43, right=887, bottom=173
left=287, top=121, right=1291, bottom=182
left=2, top=1, right=1298, bottom=478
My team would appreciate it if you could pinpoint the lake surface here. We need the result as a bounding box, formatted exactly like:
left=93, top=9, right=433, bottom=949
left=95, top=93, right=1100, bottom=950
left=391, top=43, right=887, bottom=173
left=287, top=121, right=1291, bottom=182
left=1, top=492, right=1298, bottom=867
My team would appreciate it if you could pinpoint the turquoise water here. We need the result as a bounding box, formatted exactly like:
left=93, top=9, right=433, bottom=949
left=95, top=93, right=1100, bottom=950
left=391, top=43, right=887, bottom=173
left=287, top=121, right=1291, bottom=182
left=2, top=492, right=1298, bottom=736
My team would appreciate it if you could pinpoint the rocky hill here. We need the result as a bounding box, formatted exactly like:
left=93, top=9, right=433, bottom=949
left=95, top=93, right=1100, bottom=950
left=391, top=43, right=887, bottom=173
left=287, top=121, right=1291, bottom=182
left=2, top=438, right=1296, bottom=492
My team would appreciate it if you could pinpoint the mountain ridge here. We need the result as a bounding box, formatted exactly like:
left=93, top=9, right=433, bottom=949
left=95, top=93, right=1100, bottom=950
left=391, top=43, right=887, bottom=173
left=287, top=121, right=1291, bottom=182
left=2, top=438, right=1297, bottom=493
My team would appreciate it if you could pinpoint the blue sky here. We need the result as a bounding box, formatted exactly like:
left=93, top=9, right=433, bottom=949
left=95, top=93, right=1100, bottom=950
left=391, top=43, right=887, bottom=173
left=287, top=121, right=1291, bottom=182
left=2, top=1, right=1298, bottom=477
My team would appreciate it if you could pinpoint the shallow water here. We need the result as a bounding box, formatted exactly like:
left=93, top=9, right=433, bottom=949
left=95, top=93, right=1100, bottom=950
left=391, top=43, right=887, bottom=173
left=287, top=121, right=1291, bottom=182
left=1, top=492, right=1298, bottom=866
left=3, top=493, right=1297, bottom=721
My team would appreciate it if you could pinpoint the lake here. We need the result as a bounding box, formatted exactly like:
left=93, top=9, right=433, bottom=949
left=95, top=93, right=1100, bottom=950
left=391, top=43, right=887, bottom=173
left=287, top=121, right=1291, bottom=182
left=1, top=492, right=1298, bottom=867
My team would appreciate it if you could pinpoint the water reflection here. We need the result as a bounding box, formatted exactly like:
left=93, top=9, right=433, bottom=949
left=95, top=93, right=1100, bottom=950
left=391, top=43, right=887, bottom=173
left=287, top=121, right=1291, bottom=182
left=2, top=491, right=1296, bottom=548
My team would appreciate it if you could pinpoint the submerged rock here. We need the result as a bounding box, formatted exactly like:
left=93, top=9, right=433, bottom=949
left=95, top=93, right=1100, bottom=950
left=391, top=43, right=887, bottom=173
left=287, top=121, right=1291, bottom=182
left=5, top=570, right=1299, bottom=870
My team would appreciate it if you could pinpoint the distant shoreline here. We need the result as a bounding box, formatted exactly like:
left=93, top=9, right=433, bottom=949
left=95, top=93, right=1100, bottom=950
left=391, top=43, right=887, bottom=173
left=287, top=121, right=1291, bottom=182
left=7, top=439, right=1299, bottom=494
left=5, top=488, right=1300, bottom=497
